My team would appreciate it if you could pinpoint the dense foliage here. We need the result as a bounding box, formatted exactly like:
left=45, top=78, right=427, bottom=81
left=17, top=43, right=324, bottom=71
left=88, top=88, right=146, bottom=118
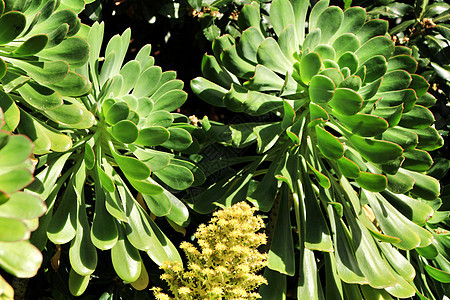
left=191, top=0, right=448, bottom=298
left=0, top=0, right=448, bottom=299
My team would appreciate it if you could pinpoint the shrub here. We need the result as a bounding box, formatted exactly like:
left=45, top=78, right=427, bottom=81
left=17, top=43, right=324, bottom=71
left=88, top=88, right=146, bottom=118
left=0, top=0, right=90, bottom=297
left=27, top=22, right=204, bottom=296
left=191, top=0, right=445, bottom=297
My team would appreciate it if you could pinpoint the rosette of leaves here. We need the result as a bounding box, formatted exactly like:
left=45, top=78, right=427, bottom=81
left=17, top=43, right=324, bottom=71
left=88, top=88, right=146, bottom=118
left=363, top=1, right=450, bottom=297
left=27, top=22, right=204, bottom=296
left=0, top=107, right=47, bottom=300
left=0, top=0, right=92, bottom=154
left=191, top=0, right=445, bottom=298
left=369, top=0, right=450, bottom=166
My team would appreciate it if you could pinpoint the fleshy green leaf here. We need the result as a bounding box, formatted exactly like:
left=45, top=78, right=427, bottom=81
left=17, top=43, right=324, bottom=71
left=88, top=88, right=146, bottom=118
left=12, top=34, right=48, bottom=57
left=329, top=88, right=362, bottom=116
left=111, top=120, right=138, bottom=144
left=270, top=0, right=295, bottom=37
left=267, top=185, right=295, bottom=275
left=105, top=101, right=130, bottom=125
left=0, top=240, right=42, bottom=278
left=0, top=12, right=26, bottom=44
left=109, top=143, right=151, bottom=180
left=335, top=113, right=388, bottom=137
left=111, top=228, right=141, bottom=282
left=315, top=126, right=344, bottom=160
left=0, top=217, right=29, bottom=242
left=299, top=52, right=321, bottom=84
left=345, top=133, right=403, bottom=164
left=309, top=75, right=335, bottom=104
left=161, top=128, right=192, bottom=151
left=355, top=172, right=387, bottom=192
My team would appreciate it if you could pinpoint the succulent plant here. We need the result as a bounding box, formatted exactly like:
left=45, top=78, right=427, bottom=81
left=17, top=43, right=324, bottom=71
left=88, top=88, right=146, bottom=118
left=0, top=0, right=90, bottom=298
left=0, top=0, right=92, bottom=144
left=191, top=0, right=445, bottom=297
left=366, top=1, right=450, bottom=297
left=0, top=106, right=46, bottom=300
left=18, top=20, right=204, bottom=296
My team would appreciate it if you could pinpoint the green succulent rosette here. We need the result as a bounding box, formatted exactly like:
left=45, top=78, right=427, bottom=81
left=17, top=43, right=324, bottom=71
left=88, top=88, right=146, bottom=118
left=0, top=107, right=46, bottom=300
left=0, top=0, right=89, bottom=297
left=26, top=22, right=204, bottom=296
left=191, top=0, right=445, bottom=298
left=0, top=0, right=92, bottom=155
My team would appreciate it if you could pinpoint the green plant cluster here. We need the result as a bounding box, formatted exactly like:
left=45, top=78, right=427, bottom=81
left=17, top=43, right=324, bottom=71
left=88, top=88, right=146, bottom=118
left=0, top=0, right=448, bottom=299
left=37, top=21, right=205, bottom=296
left=364, top=1, right=450, bottom=297
left=191, top=0, right=449, bottom=298
left=0, top=0, right=203, bottom=297
left=0, top=0, right=90, bottom=298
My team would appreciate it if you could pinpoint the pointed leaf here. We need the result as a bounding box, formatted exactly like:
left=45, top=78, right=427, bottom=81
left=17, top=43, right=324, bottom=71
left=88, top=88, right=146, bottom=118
left=37, top=37, right=89, bottom=68
left=335, top=113, right=388, bottom=137
left=268, top=185, right=295, bottom=275
left=345, top=134, right=403, bottom=164
left=355, top=172, right=387, bottom=192
left=12, top=34, right=48, bottom=57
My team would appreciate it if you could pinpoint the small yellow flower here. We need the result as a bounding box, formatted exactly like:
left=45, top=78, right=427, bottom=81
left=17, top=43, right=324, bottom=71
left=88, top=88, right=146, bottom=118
left=202, top=268, right=215, bottom=276
left=215, top=266, right=228, bottom=274
left=152, top=202, right=268, bottom=299
left=210, top=287, right=224, bottom=295
left=180, top=242, right=200, bottom=256
left=215, top=243, right=227, bottom=251
left=237, top=264, right=250, bottom=274
left=164, top=262, right=183, bottom=273
left=189, top=263, right=201, bottom=272
left=160, top=274, right=173, bottom=281
left=202, top=247, right=213, bottom=256
left=217, top=219, right=227, bottom=227
left=154, top=293, right=171, bottom=300
left=231, top=287, right=247, bottom=297
left=248, top=292, right=262, bottom=299
left=152, top=288, right=171, bottom=300
left=177, top=287, right=191, bottom=295
left=230, top=245, right=248, bottom=255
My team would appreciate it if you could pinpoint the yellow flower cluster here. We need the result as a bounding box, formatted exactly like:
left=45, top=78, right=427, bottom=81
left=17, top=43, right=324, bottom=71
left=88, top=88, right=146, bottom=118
left=153, top=202, right=268, bottom=299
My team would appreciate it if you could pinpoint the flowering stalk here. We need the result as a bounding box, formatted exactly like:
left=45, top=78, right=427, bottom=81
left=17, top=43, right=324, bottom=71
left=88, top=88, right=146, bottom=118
left=153, top=202, right=268, bottom=300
